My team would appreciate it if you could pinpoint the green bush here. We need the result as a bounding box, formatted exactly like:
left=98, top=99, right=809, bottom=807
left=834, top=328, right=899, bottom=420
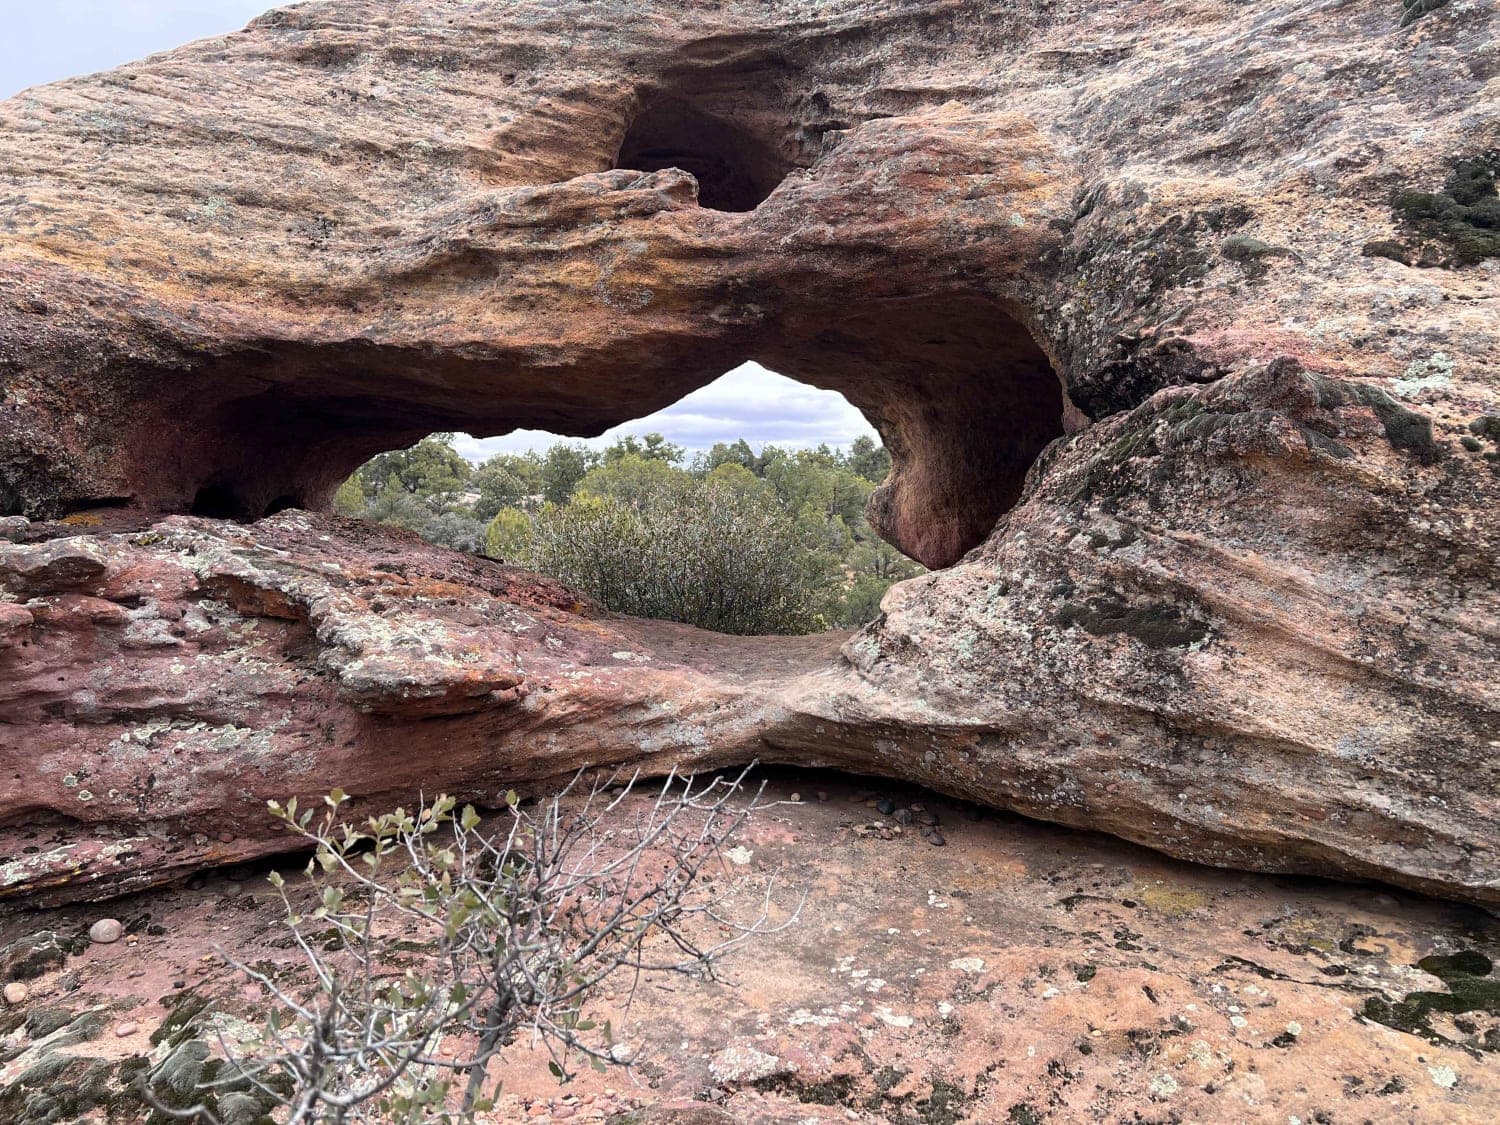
left=335, top=432, right=925, bottom=634
left=526, top=482, right=836, bottom=635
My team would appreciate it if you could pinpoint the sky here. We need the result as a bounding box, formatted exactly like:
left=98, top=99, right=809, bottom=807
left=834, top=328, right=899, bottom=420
left=2, top=2, right=879, bottom=463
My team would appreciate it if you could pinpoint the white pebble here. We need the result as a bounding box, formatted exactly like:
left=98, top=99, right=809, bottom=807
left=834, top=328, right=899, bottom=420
left=89, top=918, right=123, bottom=944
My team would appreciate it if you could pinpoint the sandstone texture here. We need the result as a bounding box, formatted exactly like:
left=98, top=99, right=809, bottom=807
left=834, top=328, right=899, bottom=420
left=0, top=0, right=1498, bottom=912
left=1, top=775, right=1497, bottom=1123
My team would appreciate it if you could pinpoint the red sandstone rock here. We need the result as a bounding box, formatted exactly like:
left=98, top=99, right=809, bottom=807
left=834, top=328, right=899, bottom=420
left=0, top=0, right=1496, bottom=910
left=2, top=777, right=1495, bottom=1122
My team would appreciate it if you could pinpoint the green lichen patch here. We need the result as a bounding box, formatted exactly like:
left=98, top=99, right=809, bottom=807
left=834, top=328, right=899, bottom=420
left=1387, top=153, right=1500, bottom=267
left=1056, top=595, right=1210, bottom=648
left=912, top=1077, right=973, bottom=1125
left=1221, top=234, right=1299, bottom=279
left=1310, top=376, right=1445, bottom=464
left=1470, top=415, right=1500, bottom=444
left=1361, top=949, right=1500, bottom=1055
left=0, top=930, right=68, bottom=981
left=1362, top=238, right=1411, bottom=264
left=0, top=1054, right=115, bottom=1125
left=1400, top=0, right=1451, bottom=26
left=149, top=988, right=213, bottom=1049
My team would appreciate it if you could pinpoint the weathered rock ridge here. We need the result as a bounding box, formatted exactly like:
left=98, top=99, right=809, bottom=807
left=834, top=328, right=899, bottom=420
left=0, top=0, right=1497, bottom=906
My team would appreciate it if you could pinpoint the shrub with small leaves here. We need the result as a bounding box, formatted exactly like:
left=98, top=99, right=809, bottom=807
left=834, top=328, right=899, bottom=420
left=151, top=770, right=798, bottom=1124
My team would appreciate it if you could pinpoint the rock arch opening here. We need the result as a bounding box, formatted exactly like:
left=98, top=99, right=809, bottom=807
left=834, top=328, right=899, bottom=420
left=615, top=94, right=797, bottom=212
left=87, top=293, right=1067, bottom=574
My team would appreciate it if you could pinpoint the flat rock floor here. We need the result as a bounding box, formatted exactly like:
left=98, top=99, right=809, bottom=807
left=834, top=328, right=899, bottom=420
left=2, top=770, right=1496, bottom=1123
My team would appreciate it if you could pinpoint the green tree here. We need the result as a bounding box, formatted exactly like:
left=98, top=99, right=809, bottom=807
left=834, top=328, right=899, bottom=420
left=694, top=438, right=760, bottom=476
left=762, top=449, right=870, bottom=527
left=539, top=442, right=600, bottom=504
left=471, top=453, right=541, bottom=521
left=703, top=461, right=769, bottom=500
left=332, top=473, right=367, bottom=517
left=602, top=432, right=684, bottom=465
left=484, top=507, right=533, bottom=561
left=357, top=434, right=473, bottom=512
left=843, top=435, right=891, bottom=483
left=525, top=482, right=836, bottom=635
left=574, top=453, right=692, bottom=508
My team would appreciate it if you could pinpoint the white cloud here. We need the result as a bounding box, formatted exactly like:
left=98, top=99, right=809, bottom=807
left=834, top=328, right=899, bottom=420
left=454, top=363, right=878, bottom=463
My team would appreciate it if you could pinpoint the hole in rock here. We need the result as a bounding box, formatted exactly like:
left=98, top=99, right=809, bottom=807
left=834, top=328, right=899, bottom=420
left=616, top=95, right=796, bottom=212
left=264, top=494, right=305, bottom=517
left=338, top=366, right=919, bottom=634
left=191, top=482, right=248, bottom=519
left=146, top=292, right=1067, bottom=631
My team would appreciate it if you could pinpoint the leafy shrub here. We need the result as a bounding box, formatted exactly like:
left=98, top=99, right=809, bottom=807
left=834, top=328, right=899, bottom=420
left=153, top=773, right=798, bottom=1124
left=336, top=432, right=924, bottom=633
left=526, top=481, right=837, bottom=635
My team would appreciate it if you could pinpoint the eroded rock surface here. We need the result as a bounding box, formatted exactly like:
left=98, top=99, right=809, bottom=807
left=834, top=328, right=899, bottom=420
left=2, top=775, right=1497, bottom=1123
left=0, top=0, right=1497, bottom=907
left=1, top=361, right=1496, bottom=908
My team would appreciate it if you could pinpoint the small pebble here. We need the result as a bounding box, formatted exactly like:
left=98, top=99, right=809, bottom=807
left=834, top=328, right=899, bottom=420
left=115, top=1022, right=138, bottom=1037
left=926, top=831, right=946, bottom=847
left=3, top=982, right=28, bottom=1006
left=875, top=798, right=896, bottom=815
left=217, top=831, right=235, bottom=844
left=892, top=808, right=913, bottom=825
left=89, top=918, right=123, bottom=944
left=788, top=792, right=802, bottom=803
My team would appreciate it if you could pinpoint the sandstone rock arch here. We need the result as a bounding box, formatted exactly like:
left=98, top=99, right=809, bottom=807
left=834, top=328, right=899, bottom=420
left=120, top=286, right=1065, bottom=570
left=1, top=0, right=1497, bottom=909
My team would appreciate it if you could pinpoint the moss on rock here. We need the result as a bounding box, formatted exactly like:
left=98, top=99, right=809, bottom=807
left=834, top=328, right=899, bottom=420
left=1388, top=154, right=1500, bottom=267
